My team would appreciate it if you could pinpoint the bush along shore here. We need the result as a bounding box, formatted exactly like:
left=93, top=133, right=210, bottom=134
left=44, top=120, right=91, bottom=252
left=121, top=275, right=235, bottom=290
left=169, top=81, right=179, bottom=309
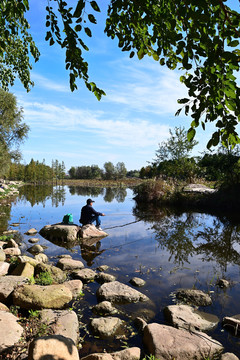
left=0, top=226, right=239, bottom=359
left=133, top=179, right=240, bottom=214
left=0, top=180, right=23, bottom=199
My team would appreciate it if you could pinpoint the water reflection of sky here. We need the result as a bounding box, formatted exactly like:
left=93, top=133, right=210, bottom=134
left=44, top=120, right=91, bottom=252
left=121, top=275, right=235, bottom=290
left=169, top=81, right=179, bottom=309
left=4, top=185, right=240, bottom=357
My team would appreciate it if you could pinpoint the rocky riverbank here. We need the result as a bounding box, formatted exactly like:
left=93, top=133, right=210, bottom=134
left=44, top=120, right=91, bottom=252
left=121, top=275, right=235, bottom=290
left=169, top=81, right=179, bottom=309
left=0, top=180, right=23, bottom=199
left=0, top=226, right=239, bottom=359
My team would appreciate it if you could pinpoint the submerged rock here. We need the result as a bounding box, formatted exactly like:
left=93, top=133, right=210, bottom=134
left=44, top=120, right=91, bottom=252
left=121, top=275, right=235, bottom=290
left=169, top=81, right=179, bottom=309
left=97, top=281, right=149, bottom=303
left=129, top=277, right=146, bottom=287
left=92, top=301, right=118, bottom=316
left=25, top=228, right=38, bottom=235
left=143, top=323, right=223, bottom=360
left=176, top=289, right=212, bottom=306
left=164, top=304, right=219, bottom=331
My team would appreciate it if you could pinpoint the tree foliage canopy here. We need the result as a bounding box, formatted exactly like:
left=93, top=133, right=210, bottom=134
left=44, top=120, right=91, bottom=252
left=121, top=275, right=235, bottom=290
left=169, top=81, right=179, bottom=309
left=1, top=0, right=240, bottom=147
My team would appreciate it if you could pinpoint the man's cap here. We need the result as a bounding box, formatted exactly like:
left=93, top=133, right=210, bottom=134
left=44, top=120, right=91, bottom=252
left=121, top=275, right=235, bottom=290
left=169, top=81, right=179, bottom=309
left=87, top=198, right=95, bottom=204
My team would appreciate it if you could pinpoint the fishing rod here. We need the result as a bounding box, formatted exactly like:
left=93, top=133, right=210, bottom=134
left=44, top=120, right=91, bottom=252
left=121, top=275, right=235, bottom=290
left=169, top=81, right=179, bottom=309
left=103, top=219, right=142, bottom=230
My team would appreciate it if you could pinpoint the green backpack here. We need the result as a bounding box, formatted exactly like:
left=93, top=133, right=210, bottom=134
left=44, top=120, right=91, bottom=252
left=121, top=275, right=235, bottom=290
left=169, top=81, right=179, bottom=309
left=62, top=213, right=73, bottom=224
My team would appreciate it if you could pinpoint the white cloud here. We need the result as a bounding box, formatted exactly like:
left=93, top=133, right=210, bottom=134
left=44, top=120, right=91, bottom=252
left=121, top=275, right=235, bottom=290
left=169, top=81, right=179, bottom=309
left=31, top=73, right=69, bottom=92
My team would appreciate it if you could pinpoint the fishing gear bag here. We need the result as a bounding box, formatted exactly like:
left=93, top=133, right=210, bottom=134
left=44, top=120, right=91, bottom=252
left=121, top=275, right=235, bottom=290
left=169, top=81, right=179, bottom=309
left=62, top=213, right=73, bottom=224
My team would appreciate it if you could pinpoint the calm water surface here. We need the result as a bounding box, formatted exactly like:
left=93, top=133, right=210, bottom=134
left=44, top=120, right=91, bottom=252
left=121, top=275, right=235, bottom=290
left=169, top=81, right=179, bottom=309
left=1, top=185, right=240, bottom=357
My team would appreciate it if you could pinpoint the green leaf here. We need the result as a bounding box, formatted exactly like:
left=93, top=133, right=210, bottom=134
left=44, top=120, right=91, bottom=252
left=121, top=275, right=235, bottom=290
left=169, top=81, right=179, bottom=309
left=187, top=128, right=196, bottom=142
left=178, top=98, right=189, bottom=104
left=228, top=40, right=239, bottom=47
left=73, top=0, right=84, bottom=18
left=88, top=14, right=97, bottom=24
left=90, top=1, right=100, bottom=12
left=84, top=27, right=92, bottom=37
left=129, top=51, right=134, bottom=58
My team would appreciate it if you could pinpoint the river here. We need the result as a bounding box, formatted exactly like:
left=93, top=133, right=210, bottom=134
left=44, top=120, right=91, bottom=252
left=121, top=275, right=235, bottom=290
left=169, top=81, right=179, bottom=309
left=1, top=184, right=240, bottom=357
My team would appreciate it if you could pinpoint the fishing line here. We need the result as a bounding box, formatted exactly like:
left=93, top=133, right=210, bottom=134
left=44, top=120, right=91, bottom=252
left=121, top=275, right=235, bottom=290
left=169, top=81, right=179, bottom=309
left=103, top=219, right=141, bottom=230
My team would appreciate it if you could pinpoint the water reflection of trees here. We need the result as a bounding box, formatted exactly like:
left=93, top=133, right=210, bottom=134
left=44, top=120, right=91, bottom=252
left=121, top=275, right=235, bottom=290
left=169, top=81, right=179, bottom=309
left=133, top=203, right=240, bottom=273
left=68, top=186, right=127, bottom=203
left=18, top=185, right=66, bottom=207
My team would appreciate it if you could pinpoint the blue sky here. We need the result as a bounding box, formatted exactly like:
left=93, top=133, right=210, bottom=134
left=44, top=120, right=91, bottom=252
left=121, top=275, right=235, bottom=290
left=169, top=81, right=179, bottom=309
left=11, top=1, right=238, bottom=172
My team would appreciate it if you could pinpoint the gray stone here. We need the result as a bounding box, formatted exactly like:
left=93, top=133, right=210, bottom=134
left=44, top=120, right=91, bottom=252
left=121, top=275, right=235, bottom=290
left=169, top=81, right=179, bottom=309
left=95, top=272, right=116, bottom=284
left=164, top=304, right=219, bottom=331
left=18, top=255, right=39, bottom=267
left=129, top=277, right=146, bottom=287
left=35, top=262, right=66, bottom=283
left=71, top=268, right=96, bottom=283
left=3, top=230, right=18, bottom=235
left=25, top=228, right=38, bottom=235
left=81, top=347, right=141, bottom=360
left=217, top=279, right=230, bottom=288
left=63, top=280, right=83, bottom=298
left=28, top=335, right=80, bottom=360
left=11, top=262, right=34, bottom=278
left=34, top=253, right=48, bottom=263
left=0, top=275, right=28, bottom=302
left=92, top=301, right=118, bottom=316
left=3, top=238, right=18, bottom=248
left=90, top=317, right=123, bottom=338
left=221, top=353, right=239, bottom=360
left=97, top=281, right=149, bottom=303
left=134, top=317, right=147, bottom=332
left=12, top=284, right=72, bottom=309
left=57, top=257, right=84, bottom=271
left=3, top=247, right=21, bottom=256
left=97, top=265, right=109, bottom=272
left=40, top=309, right=79, bottom=343
left=176, top=289, right=212, bottom=306
left=0, top=249, right=5, bottom=262
left=183, top=183, right=216, bottom=193
left=27, top=244, right=44, bottom=255
left=143, top=323, right=223, bottom=360
left=0, top=302, right=9, bottom=312
left=80, top=224, right=108, bottom=239
left=0, top=261, right=10, bottom=276
left=28, top=238, right=40, bottom=243
left=58, top=254, right=72, bottom=259
left=0, top=310, right=24, bottom=352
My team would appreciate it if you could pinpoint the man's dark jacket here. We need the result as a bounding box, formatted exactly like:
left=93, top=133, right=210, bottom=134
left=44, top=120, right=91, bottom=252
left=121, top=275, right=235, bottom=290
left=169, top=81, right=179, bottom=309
left=80, top=204, right=102, bottom=225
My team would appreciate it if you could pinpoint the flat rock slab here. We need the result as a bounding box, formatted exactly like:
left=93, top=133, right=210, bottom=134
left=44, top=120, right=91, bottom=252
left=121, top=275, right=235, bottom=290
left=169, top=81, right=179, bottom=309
left=183, top=184, right=216, bottom=194
left=12, top=284, right=72, bottom=309
left=40, top=309, right=79, bottom=344
left=81, top=347, right=141, bottom=360
left=0, top=310, right=24, bottom=352
left=28, top=335, right=80, bottom=360
left=143, top=323, right=223, bottom=360
left=25, top=228, right=38, bottom=235
left=71, top=268, right=96, bottom=283
left=0, top=262, right=10, bottom=276
left=0, top=275, right=28, bottom=302
left=176, top=289, right=212, bottom=306
left=164, top=304, right=219, bottom=331
left=97, top=281, right=149, bottom=303
left=39, top=223, right=80, bottom=242
left=57, top=258, right=84, bottom=271
left=80, top=224, right=108, bottom=239
left=90, top=317, right=123, bottom=338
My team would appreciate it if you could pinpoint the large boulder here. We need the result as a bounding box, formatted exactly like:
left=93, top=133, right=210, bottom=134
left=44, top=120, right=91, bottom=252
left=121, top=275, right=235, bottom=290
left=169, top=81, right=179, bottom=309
left=11, top=262, right=34, bottom=278
left=40, top=309, right=79, bottom=344
left=80, top=224, right=108, bottom=239
left=183, top=184, right=216, bottom=194
left=164, top=304, right=219, bottom=331
left=39, top=223, right=80, bottom=242
left=12, top=284, right=72, bottom=309
left=28, top=335, right=80, bottom=360
left=35, top=263, right=66, bottom=283
left=0, top=310, right=24, bottom=352
left=97, top=281, right=149, bottom=303
left=143, top=323, right=223, bottom=360
left=0, top=275, right=28, bottom=302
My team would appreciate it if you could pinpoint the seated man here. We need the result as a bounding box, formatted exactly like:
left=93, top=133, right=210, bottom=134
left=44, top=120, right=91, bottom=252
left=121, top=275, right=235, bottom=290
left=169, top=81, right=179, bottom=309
left=80, top=198, right=105, bottom=230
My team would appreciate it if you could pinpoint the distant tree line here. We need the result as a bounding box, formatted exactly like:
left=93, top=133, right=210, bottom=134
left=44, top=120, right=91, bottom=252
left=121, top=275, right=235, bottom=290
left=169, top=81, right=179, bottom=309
left=139, top=127, right=240, bottom=184
left=68, top=162, right=130, bottom=180
left=6, top=159, right=66, bottom=184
